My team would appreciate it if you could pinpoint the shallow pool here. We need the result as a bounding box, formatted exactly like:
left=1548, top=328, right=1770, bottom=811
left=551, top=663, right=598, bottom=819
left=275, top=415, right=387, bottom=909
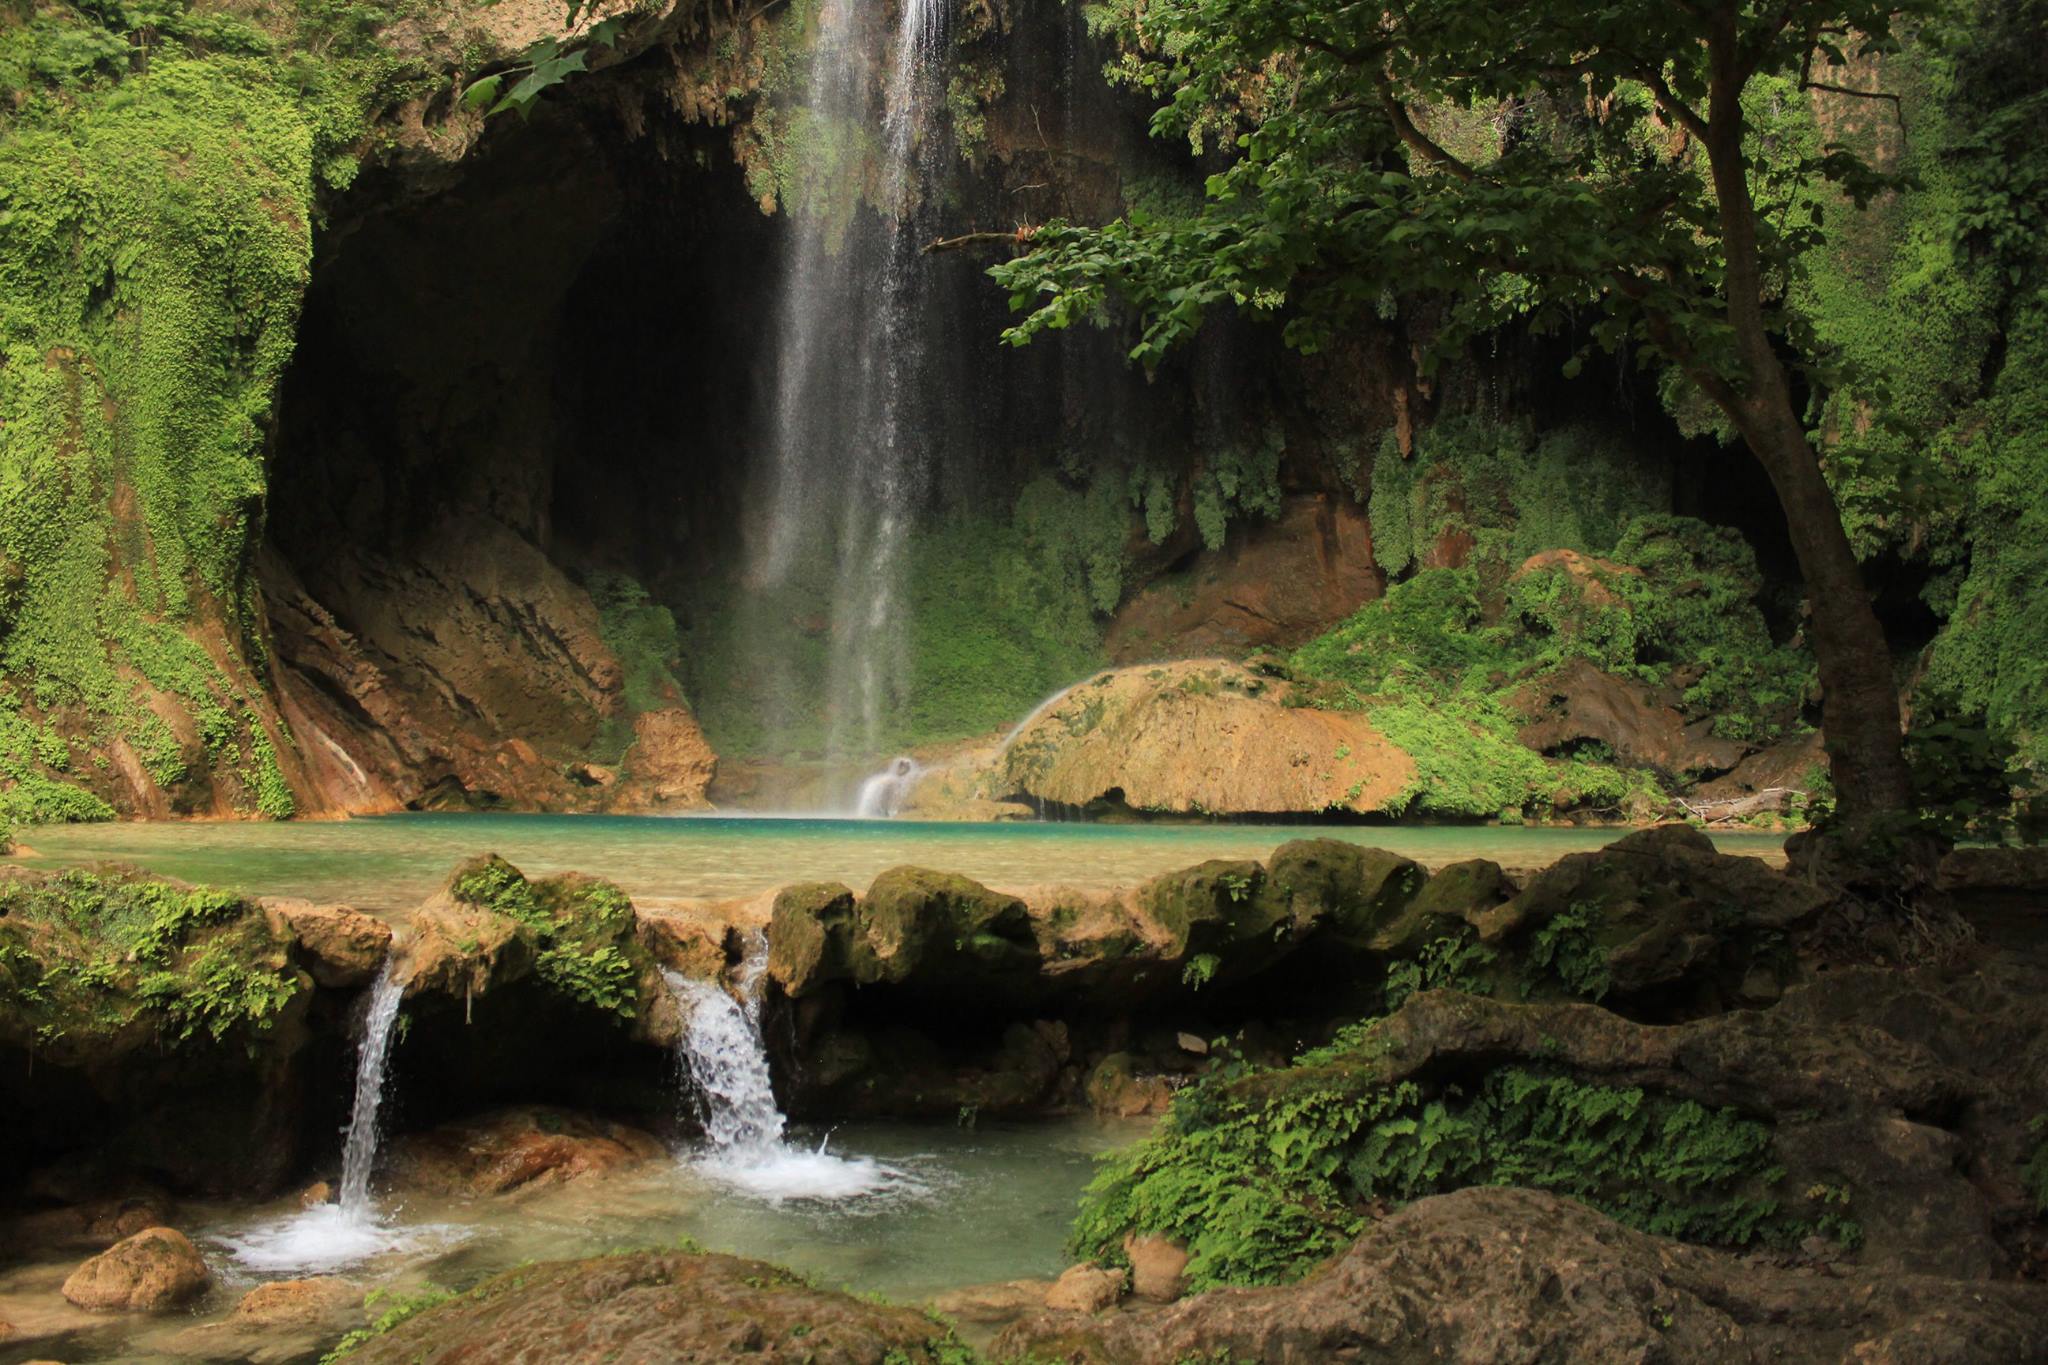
left=7, top=812, right=1786, bottom=911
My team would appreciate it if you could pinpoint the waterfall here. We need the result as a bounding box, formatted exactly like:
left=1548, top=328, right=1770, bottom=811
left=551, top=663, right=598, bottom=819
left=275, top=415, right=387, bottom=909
left=750, top=0, right=950, bottom=780
left=854, top=756, right=922, bottom=818
left=665, top=937, right=907, bottom=1202
left=220, top=958, right=458, bottom=1273
left=664, top=947, right=784, bottom=1159
left=338, top=962, right=407, bottom=1217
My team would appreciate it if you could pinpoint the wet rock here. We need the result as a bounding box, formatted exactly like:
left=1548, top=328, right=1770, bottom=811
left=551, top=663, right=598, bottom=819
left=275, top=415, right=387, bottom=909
left=264, top=898, right=393, bottom=987
left=335, top=1250, right=949, bottom=1362
left=1045, top=1264, right=1127, bottom=1314
left=60, top=1227, right=210, bottom=1312
left=165, top=1277, right=364, bottom=1364
left=400, top=894, right=535, bottom=1002
left=856, top=866, right=1038, bottom=994
left=1263, top=839, right=1425, bottom=950
left=298, top=1180, right=333, bottom=1208
left=997, top=1187, right=2048, bottom=1363
left=766, top=882, right=859, bottom=998
left=1122, top=1233, right=1189, bottom=1303
left=3, top=1193, right=172, bottom=1251
left=1086, top=1054, right=1174, bottom=1118
left=606, top=707, right=717, bottom=813
left=1515, top=657, right=1745, bottom=779
left=387, top=1106, right=665, bottom=1197
left=925, top=1278, right=1057, bottom=1335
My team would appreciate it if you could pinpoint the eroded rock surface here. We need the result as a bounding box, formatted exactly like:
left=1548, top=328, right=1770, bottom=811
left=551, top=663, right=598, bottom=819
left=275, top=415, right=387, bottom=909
left=60, top=1227, right=210, bottom=1313
left=386, top=1106, right=666, bottom=1197
left=997, top=1187, right=2048, bottom=1363
left=336, top=1250, right=951, bottom=1363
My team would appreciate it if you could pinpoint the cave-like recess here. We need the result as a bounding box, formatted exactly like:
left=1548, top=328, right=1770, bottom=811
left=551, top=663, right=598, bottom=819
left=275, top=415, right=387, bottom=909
left=255, top=32, right=1820, bottom=815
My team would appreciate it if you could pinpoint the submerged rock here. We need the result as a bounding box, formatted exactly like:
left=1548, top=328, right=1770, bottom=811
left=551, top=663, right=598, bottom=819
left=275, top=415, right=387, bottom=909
left=998, top=1186, right=2048, bottom=1363
left=1045, top=1263, right=1127, bottom=1314
left=334, top=1250, right=951, bottom=1362
left=386, top=1106, right=666, bottom=1198
left=165, top=1277, right=364, bottom=1364
left=60, top=1226, right=210, bottom=1313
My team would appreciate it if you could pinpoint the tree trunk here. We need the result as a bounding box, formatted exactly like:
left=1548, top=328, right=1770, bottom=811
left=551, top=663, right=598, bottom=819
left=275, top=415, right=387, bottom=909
left=1689, top=27, right=1914, bottom=821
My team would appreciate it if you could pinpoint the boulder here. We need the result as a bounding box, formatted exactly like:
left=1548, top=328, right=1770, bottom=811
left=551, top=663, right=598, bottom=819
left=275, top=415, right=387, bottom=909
left=1262, top=839, right=1425, bottom=949
left=1045, top=1264, right=1127, bottom=1314
left=333, top=1250, right=949, bottom=1362
left=4, top=1193, right=172, bottom=1251
left=1086, top=1053, right=1174, bottom=1118
left=607, top=707, right=717, bottom=813
left=1476, top=823, right=1826, bottom=1005
left=60, top=1226, right=210, bottom=1312
left=1123, top=1234, right=1190, bottom=1303
left=855, top=866, right=1038, bottom=993
left=1514, top=657, right=1745, bottom=777
left=165, top=1277, right=365, bottom=1364
left=265, top=898, right=393, bottom=987
left=997, top=1187, right=2048, bottom=1363
left=387, top=1106, right=666, bottom=1198
left=995, top=660, right=1415, bottom=816
left=766, top=882, right=859, bottom=997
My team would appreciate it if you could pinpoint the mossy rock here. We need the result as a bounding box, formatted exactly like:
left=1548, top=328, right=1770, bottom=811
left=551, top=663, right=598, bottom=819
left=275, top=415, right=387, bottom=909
left=408, top=856, right=649, bottom=1017
left=1476, top=825, right=1822, bottom=1004
left=1366, top=858, right=1507, bottom=958
left=1262, top=840, right=1427, bottom=950
left=0, top=866, right=309, bottom=1065
left=851, top=867, right=1041, bottom=1000
left=767, top=881, right=858, bottom=998
left=1140, top=859, right=1277, bottom=957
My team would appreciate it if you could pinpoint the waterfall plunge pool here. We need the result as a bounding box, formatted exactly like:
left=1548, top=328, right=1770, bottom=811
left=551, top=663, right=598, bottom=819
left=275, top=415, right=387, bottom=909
left=0, top=1116, right=1141, bottom=1365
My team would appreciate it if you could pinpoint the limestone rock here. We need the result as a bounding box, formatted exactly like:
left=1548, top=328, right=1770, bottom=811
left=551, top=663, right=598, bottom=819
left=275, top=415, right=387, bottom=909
left=399, top=897, right=534, bottom=1002
left=1514, top=657, right=1745, bottom=778
left=1123, top=1233, right=1190, bottom=1303
left=1105, top=495, right=1382, bottom=662
left=1086, top=1054, right=1174, bottom=1118
left=607, top=707, right=717, bottom=813
left=1045, top=1264, right=1127, bottom=1314
left=996, top=660, right=1415, bottom=816
left=61, top=1227, right=210, bottom=1312
left=997, top=1187, right=2048, bottom=1362
left=1477, top=823, right=1826, bottom=1004
left=265, top=898, right=393, bottom=987
left=766, top=882, right=859, bottom=998
left=333, top=1250, right=948, bottom=1362
left=4, top=1194, right=172, bottom=1251
left=166, top=1277, right=365, bottom=1365
left=387, top=1106, right=666, bottom=1198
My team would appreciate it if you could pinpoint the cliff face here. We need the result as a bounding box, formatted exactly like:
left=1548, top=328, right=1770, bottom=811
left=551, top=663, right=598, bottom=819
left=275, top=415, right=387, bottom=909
left=0, top=0, right=2038, bottom=826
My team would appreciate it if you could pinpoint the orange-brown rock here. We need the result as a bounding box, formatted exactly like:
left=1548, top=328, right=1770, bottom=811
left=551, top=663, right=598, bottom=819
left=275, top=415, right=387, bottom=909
left=60, top=1227, right=210, bottom=1312
left=334, top=1249, right=950, bottom=1363
left=4, top=1194, right=171, bottom=1252
left=1513, top=658, right=1744, bottom=777
left=997, top=660, right=1413, bottom=816
left=607, top=707, right=717, bottom=812
left=265, top=899, right=394, bottom=987
left=1123, top=1233, right=1191, bottom=1303
left=166, top=1274, right=366, bottom=1361
left=1514, top=547, right=1642, bottom=606
left=1045, top=1264, right=1127, bottom=1314
left=386, top=1106, right=666, bottom=1197
left=1107, top=495, right=1382, bottom=663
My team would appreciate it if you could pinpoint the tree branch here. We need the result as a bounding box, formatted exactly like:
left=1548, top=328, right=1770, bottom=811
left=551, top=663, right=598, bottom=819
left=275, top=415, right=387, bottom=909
left=924, top=229, right=1037, bottom=255
left=1375, top=73, right=1475, bottom=181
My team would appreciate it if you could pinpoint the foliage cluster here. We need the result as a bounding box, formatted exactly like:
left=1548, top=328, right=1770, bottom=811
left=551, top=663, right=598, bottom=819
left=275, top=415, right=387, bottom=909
left=450, top=857, right=645, bottom=1016
left=585, top=570, right=688, bottom=765
left=1288, top=443, right=1809, bottom=815
left=0, top=869, right=301, bottom=1046
left=1073, top=1037, right=1788, bottom=1291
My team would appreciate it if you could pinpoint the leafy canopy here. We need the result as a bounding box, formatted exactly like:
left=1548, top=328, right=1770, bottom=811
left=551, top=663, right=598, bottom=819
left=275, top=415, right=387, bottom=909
left=995, top=0, right=1926, bottom=385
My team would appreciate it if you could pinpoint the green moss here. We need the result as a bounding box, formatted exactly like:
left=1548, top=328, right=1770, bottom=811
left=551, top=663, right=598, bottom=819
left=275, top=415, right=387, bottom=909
left=1073, top=1032, right=1787, bottom=1290
left=0, top=0, right=440, bottom=820
left=0, top=868, right=302, bottom=1048
left=450, top=856, right=648, bottom=1017
left=585, top=570, right=687, bottom=764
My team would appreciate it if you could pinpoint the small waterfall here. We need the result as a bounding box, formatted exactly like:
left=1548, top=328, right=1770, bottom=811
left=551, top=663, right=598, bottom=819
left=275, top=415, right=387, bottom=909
left=664, top=946, right=784, bottom=1159
left=665, top=937, right=906, bottom=1202
left=854, top=756, right=922, bottom=819
left=221, top=957, right=459, bottom=1273
left=338, top=963, right=407, bottom=1217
